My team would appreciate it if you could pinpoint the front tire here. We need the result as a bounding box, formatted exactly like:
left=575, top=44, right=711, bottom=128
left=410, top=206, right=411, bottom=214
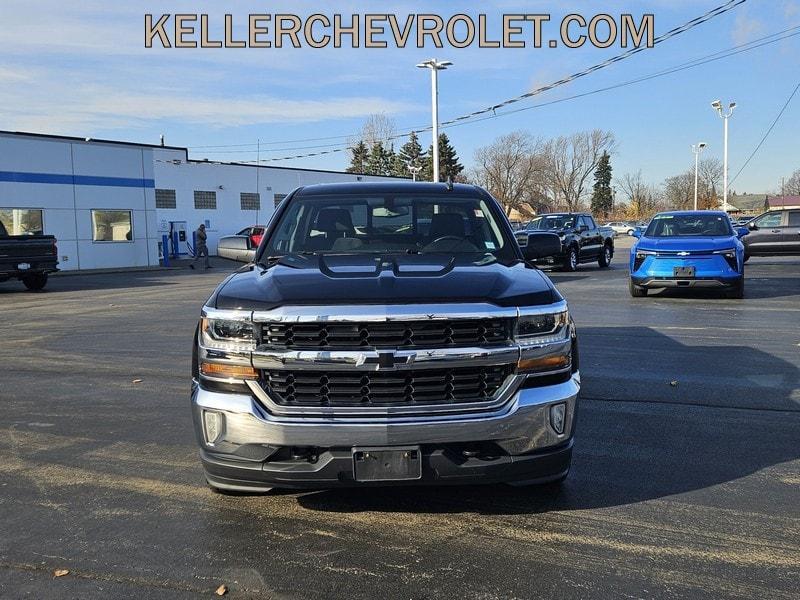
left=598, top=244, right=612, bottom=268
left=22, top=273, right=48, bottom=291
left=629, top=279, right=647, bottom=297
left=562, top=247, right=579, bottom=272
left=726, top=278, right=744, bottom=299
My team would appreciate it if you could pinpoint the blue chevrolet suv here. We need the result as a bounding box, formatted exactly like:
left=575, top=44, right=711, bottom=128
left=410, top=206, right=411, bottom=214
left=629, top=211, right=747, bottom=299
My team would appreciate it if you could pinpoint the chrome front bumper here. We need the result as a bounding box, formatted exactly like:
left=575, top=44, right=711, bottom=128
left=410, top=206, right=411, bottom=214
left=191, top=372, right=579, bottom=455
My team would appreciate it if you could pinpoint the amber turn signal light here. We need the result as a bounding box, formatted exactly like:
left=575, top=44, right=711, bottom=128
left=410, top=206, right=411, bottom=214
left=200, top=361, right=258, bottom=379
left=517, top=354, right=570, bottom=373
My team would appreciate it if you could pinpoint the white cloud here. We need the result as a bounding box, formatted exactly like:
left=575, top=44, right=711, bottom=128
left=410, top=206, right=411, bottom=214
left=731, top=12, right=766, bottom=46
left=0, top=67, right=31, bottom=84
left=0, top=82, right=417, bottom=133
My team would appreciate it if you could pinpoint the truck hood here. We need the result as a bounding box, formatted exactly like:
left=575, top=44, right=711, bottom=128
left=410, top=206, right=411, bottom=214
left=637, top=236, right=737, bottom=253
left=212, top=254, right=559, bottom=310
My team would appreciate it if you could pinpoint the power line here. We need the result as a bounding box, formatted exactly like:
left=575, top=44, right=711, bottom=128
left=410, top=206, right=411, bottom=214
left=729, top=81, right=800, bottom=186
left=232, top=25, right=798, bottom=164
left=443, top=27, right=800, bottom=129
left=439, top=0, right=749, bottom=126
left=190, top=0, right=750, bottom=158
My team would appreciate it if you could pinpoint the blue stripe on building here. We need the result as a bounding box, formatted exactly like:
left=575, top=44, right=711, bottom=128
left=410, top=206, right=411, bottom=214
left=0, top=171, right=155, bottom=188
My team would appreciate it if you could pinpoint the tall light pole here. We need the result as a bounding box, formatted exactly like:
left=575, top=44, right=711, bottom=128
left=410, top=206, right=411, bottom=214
left=416, top=59, right=452, bottom=182
left=710, top=100, right=736, bottom=212
left=691, top=142, right=707, bottom=211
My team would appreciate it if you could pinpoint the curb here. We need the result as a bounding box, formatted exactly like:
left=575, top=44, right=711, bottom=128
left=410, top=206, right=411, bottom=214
left=51, top=257, right=235, bottom=277
left=52, top=265, right=185, bottom=276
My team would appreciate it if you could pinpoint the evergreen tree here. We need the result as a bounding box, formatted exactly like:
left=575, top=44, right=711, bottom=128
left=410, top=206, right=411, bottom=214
left=422, top=133, right=464, bottom=182
left=590, top=151, right=613, bottom=218
left=366, top=141, right=393, bottom=176
left=394, top=131, right=425, bottom=178
left=439, top=133, right=464, bottom=181
left=346, top=141, right=369, bottom=174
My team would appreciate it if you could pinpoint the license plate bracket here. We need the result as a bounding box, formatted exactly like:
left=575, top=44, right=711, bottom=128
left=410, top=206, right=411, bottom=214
left=673, top=266, right=695, bottom=278
left=353, top=446, right=422, bottom=482
left=17, top=263, right=31, bottom=270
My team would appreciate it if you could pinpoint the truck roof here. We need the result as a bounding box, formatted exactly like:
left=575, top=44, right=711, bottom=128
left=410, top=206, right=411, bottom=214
left=295, top=181, right=483, bottom=197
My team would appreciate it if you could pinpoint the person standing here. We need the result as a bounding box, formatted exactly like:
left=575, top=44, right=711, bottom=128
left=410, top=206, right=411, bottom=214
left=190, top=224, right=211, bottom=270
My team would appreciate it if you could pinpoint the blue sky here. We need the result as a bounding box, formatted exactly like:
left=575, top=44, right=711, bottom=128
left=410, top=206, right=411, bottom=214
left=1, top=0, right=798, bottom=194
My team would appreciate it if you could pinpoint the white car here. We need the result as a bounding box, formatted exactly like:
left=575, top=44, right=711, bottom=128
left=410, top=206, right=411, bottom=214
left=605, top=221, right=636, bottom=236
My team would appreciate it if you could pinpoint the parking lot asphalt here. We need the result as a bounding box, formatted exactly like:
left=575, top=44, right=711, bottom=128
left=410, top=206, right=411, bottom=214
left=2, top=243, right=799, bottom=599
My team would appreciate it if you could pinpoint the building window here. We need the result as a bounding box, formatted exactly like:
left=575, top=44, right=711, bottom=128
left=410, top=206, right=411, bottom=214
left=92, top=210, right=133, bottom=242
left=0, top=208, right=44, bottom=235
left=155, top=189, right=177, bottom=209
left=194, top=191, right=217, bottom=210
left=274, top=193, right=287, bottom=208
left=241, top=192, right=261, bottom=211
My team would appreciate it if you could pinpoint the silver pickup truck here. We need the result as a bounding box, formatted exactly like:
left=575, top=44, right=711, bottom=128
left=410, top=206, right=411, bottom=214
left=191, top=182, right=580, bottom=493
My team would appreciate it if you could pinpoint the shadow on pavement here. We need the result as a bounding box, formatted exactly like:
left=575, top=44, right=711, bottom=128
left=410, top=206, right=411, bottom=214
left=0, top=259, right=242, bottom=295
left=644, top=275, right=800, bottom=301
left=296, top=326, right=798, bottom=515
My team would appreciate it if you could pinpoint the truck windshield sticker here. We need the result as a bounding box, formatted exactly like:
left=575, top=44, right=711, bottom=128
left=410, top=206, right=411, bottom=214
left=485, top=241, right=496, bottom=249
left=474, top=209, right=485, bottom=218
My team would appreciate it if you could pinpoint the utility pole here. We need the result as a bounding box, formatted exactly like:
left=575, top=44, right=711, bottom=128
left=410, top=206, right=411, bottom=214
left=416, top=59, right=452, bottom=182
left=692, top=142, right=707, bottom=211
left=710, top=100, right=736, bottom=212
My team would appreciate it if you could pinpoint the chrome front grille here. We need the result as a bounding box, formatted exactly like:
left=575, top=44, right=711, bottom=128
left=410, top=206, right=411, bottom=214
left=261, top=365, right=512, bottom=408
left=261, top=319, right=510, bottom=350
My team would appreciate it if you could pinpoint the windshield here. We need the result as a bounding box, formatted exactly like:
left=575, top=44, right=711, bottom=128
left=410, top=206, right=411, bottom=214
left=645, top=214, right=733, bottom=237
left=527, top=215, right=575, bottom=230
left=263, top=194, right=515, bottom=259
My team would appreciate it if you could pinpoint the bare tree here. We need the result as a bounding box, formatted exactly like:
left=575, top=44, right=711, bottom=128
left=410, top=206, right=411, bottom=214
left=545, top=130, right=616, bottom=211
left=619, top=171, right=659, bottom=218
left=472, top=132, right=549, bottom=217
left=661, top=159, right=724, bottom=210
left=358, top=113, right=396, bottom=149
left=784, top=168, right=800, bottom=195
left=697, top=158, right=723, bottom=208
left=662, top=171, right=694, bottom=210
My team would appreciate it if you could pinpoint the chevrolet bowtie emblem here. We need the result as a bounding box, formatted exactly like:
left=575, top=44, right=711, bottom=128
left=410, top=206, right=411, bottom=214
left=677, top=251, right=690, bottom=256
left=365, top=351, right=415, bottom=369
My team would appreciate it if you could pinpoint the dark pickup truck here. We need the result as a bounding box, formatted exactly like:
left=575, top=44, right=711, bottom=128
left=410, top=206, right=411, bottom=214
left=191, top=182, right=579, bottom=493
left=517, top=213, right=615, bottom=271
left=0, top=221, right=59, bottom=290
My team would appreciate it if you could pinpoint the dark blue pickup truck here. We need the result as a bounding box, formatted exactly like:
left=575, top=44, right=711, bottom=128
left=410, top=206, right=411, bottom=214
left=190, top=182, right=580, bottom=494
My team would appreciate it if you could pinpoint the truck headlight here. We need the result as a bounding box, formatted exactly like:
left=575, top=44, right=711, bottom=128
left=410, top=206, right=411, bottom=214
left=198, top=309, right=258, bottom=381
left=515, top=310, right=571, bottom=373
left=515, top=310, right=569, bottom=346
left=200, top=312, right=256, bottom=352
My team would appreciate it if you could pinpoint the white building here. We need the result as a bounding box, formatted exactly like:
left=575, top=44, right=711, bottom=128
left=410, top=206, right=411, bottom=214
left=0, top=130, right=403, bottom=271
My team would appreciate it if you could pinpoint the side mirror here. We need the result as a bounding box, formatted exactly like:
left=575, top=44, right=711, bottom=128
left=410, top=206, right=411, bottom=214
left=519, top=232, right=562, bottom=260
left=736, top=226, right=749, bottom=238
left=747, top=222, right=758, bottom=231
left=632, top=229, right=642, bottom=239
